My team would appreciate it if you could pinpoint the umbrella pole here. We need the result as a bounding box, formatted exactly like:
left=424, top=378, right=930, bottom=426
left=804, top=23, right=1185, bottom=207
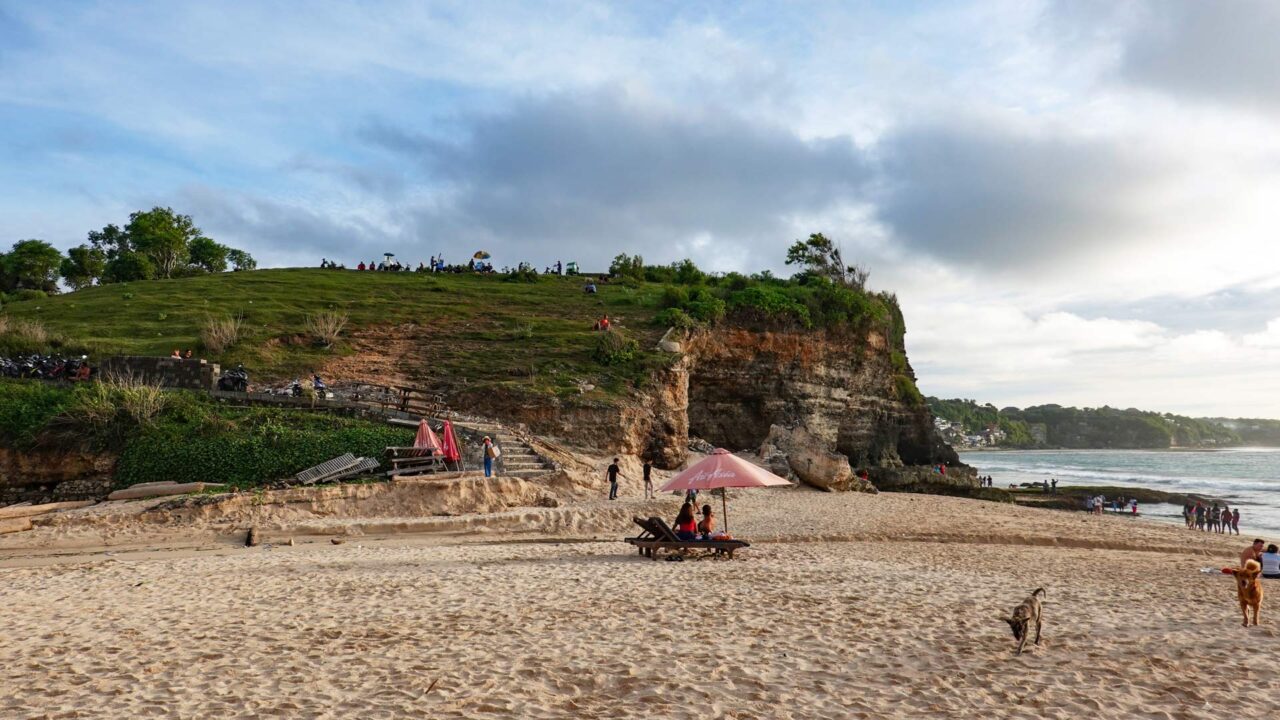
left=722, top=488, right=729, bottom=533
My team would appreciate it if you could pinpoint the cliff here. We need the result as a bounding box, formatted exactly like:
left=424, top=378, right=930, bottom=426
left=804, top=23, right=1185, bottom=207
left=452, top=325, right=969, bottom=492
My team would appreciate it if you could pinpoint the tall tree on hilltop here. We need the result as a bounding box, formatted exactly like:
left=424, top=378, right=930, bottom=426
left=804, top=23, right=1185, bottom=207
left=785, top=233, right=870, bottom=290
left=188, top=236, right=230, bottom=273
left=0, top=239, right=65, bottom=293
left=226, top=248, right=257, bottom=271
left=59, top=245, right=107, bottom=290
left=126, top=207, right=203, bottom=278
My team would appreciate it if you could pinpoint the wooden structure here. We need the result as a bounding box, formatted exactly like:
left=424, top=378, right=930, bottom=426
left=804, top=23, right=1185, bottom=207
left=292, top=453, right=380, bottom=486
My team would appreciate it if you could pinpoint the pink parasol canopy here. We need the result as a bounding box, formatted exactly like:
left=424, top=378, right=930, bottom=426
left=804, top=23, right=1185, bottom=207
left=657, top=449, right=790, bottom=531
left=413, top=420, right=442, bottom=454
left=440, top=420, right=462, bottom=466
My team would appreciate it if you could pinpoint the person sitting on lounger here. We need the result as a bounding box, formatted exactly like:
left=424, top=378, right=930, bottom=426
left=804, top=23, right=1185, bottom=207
left=673, top=502, right=698, bottom=541
left=697, top=504, right=716, bottom=537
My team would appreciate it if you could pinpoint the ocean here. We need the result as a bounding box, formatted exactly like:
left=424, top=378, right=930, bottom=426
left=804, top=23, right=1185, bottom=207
left=964, top=448, right=1280, bottom=536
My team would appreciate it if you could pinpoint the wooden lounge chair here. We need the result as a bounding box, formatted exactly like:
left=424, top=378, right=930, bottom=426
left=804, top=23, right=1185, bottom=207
left=625, top=516, right=750, bottom=560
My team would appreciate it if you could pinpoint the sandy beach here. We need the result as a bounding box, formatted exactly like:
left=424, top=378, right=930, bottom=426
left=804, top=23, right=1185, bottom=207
left=2, top=488, right=1276, bottom=719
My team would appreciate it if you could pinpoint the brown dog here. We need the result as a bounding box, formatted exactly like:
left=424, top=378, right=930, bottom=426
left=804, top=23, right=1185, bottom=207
left=1228, top=560, right=1264, bottom=626
left=1003, top=587, right=1045, bottom=654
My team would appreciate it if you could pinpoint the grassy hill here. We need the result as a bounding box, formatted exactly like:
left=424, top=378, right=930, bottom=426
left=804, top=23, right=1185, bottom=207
left=0, top=269, right=673, bottom=399
left=1, top=266, right=902, bottom=403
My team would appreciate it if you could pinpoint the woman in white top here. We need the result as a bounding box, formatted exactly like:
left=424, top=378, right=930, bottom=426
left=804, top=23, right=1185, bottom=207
left=1261, top=544, right=1280, bottom=579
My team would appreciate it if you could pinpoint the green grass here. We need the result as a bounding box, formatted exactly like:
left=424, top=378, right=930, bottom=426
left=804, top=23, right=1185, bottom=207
left=0, top=379, right=413, bottom=488
left=0, top=269, right=672, bottom=399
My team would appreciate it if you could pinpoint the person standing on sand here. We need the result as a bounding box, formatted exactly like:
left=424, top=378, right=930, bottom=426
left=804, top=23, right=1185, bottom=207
left=1195, top=502, right=1206, bottom=530
left=1232, top=508, right=1241, bottom=535
left=606, top=458, right=622, bottom=500
left=643, top=460, right=654, bottom=499
left=1050, top=478, right=1057, bottom=493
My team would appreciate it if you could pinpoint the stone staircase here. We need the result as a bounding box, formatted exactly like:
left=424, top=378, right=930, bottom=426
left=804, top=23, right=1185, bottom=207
left=455, top=422, right=556, bottom=480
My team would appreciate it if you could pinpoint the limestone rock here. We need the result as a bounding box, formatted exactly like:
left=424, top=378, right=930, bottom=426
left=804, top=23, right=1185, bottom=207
left=759, top=424, right=876, bottom=493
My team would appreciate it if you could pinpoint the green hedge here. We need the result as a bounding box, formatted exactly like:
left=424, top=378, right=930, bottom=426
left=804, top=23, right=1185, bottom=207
left=115, top=411, right=412, bottom=488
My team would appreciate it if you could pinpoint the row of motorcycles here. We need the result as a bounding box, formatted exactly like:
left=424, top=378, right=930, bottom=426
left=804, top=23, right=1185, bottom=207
left=216, top=365, right=329, bottom=399
left=0, top=354, right=92, bottom=381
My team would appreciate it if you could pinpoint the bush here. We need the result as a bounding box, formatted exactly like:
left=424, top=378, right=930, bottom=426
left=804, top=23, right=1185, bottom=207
left=659, top=285, right=689, bottom=309
left=305, top=310, right=348, bottom=348
left=653, top=307, right=697, bottom=329
left=894, top=374, right=925, bottom=406
left=592, top=328, right=639, bottom=365
left=0, top=318, right=57, bottom=355
left=12, top=289, right=46, bottom=302
left=200, top=315, right=243, bottom=353
left=115, top=411, right=412, bottom=488
left=0, top=379, right=73, bottom=447
left=682, top=288, right=726, bottom=322
left=728, top=286, right=812, bottom=328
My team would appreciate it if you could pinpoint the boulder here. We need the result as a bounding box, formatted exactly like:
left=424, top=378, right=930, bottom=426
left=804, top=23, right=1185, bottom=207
left=759, top=424, right=876, bottom=493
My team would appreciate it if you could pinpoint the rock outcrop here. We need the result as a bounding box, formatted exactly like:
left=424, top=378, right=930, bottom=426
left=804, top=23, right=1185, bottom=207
left=460, top=323, right=969, bottom=492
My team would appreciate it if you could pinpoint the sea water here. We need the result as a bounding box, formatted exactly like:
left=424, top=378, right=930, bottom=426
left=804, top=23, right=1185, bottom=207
left=964, top=448, right=1280, bottom=536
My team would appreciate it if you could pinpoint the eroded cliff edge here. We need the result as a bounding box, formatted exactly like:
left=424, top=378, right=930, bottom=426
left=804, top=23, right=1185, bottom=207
left=468, top=325, right=971, bottom=492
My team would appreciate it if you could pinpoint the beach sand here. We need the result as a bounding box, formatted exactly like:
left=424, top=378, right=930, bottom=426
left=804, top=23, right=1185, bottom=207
left=2, top=489, right=1276, bottom=719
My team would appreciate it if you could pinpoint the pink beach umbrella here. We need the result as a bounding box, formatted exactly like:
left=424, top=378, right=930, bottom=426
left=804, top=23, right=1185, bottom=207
left=440, top=420, right=462, bottom=468
left=657, top=448, right=791, bottom=532
left=413, top=419, right=442, bottom=454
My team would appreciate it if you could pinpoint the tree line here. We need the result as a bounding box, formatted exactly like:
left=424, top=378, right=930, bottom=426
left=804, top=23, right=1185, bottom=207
left=0, top=207, right=255, bottom=295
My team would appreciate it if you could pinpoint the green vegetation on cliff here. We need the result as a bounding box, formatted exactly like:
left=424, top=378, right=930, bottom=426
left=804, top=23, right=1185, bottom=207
left=929, top=397, right=1247, bottom=449
left=0, top=378, right=411, bottom=488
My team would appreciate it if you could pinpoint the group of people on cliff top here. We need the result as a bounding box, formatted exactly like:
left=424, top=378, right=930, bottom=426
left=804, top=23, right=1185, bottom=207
left=319, top=257, right=573, bottom=275
left=1185, top=500, right=1240, bottom=534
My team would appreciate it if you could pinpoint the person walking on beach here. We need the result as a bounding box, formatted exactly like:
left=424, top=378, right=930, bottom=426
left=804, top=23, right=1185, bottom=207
left=1194, top=502, right=1206, bottom=531
left=1050, top=478, right=1057, bottom=494
left=606, top=458, right=622, bottom=500
left=642, top=460, right=654, bottom=499
left=1232, top=508, right=1241, bottom=535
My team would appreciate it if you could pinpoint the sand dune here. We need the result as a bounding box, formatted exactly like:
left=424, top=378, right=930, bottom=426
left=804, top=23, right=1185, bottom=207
left=1, top=490, right=1275, bottom=718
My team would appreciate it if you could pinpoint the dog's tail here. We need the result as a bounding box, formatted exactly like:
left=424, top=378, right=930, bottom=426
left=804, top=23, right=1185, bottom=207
left=1032, top=587, right=1046, bottom=598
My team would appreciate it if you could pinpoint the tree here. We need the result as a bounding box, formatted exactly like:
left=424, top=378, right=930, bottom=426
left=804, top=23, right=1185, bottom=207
left=125, top=207, right=204, bottom=278
left=188, top=236, right=229, bottom=273
left=88, top=223, right=132, bottom=261
left=227, top=248, right=257, bottom=271
left=0, top=239, right=64, bottom=293
left=60, top=245, right=107, bottom=290
left=785, top=232, right=869, bottom=290
left=102, top=251, right=155, bottom=284
left=608, top=253, right=644, bottom=279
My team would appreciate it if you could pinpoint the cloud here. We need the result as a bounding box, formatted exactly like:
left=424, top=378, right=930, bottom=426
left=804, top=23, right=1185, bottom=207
left=359, top=90, right=874, bottom=269
left=1119, top=0, right=1280, bottom=110
left=872, top=123, right=1171, bottom=270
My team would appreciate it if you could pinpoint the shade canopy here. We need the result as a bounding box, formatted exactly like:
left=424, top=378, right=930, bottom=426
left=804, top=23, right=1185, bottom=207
left=658, top=449, right=791, bottom=492
left=473, top=250, right=492, bottom=260
left=413, top=419, right=441, bottom=452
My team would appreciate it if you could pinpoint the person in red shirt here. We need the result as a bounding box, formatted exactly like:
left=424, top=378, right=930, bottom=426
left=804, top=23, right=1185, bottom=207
left=357, top=262, right=366, bottom=271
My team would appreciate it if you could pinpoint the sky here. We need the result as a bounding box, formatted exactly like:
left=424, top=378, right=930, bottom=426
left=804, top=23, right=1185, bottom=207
left=3, top=0, right=1280, bottom=417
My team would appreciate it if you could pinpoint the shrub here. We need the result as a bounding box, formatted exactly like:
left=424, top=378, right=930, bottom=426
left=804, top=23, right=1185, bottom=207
left=659, top=285, right=689, bottom=309
left=894, top=374, right=925, bottom=406
left=592, top=328, right=639, bottom=365
left=305, top=310, right=348, bottom=348
left=502, top=268, right=540, bottom=283
left=200, top=314, right=243, bottom=353
left=0, top=318, right=56, bottom=354
left=728, top=286, right=812, bottom=328
left=0, top=379, right=74, bottom=447
left=682, top=288, right=725, bottom=322
left=653, top=307, right=697, bottom=329
left=115, top=411, right=412, bottom=488
left=12, top=289, right=46, bottom=302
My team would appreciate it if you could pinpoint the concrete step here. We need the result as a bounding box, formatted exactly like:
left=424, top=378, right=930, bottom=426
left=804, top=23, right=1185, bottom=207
left=502, top=469, right=554, bottom=480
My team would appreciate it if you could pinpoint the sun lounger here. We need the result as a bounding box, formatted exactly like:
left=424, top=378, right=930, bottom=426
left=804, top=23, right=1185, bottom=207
left=625, top=516, right=750, bottom=560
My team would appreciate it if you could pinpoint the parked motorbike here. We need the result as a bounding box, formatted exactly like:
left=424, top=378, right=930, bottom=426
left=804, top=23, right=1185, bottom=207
left=217, top=365, right=249, bottom=392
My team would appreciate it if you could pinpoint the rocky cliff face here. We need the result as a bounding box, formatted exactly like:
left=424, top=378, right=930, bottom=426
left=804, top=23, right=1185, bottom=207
left=471, top=324, right=969, bottom=492
left=0, top=448, right=117, bottom=504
